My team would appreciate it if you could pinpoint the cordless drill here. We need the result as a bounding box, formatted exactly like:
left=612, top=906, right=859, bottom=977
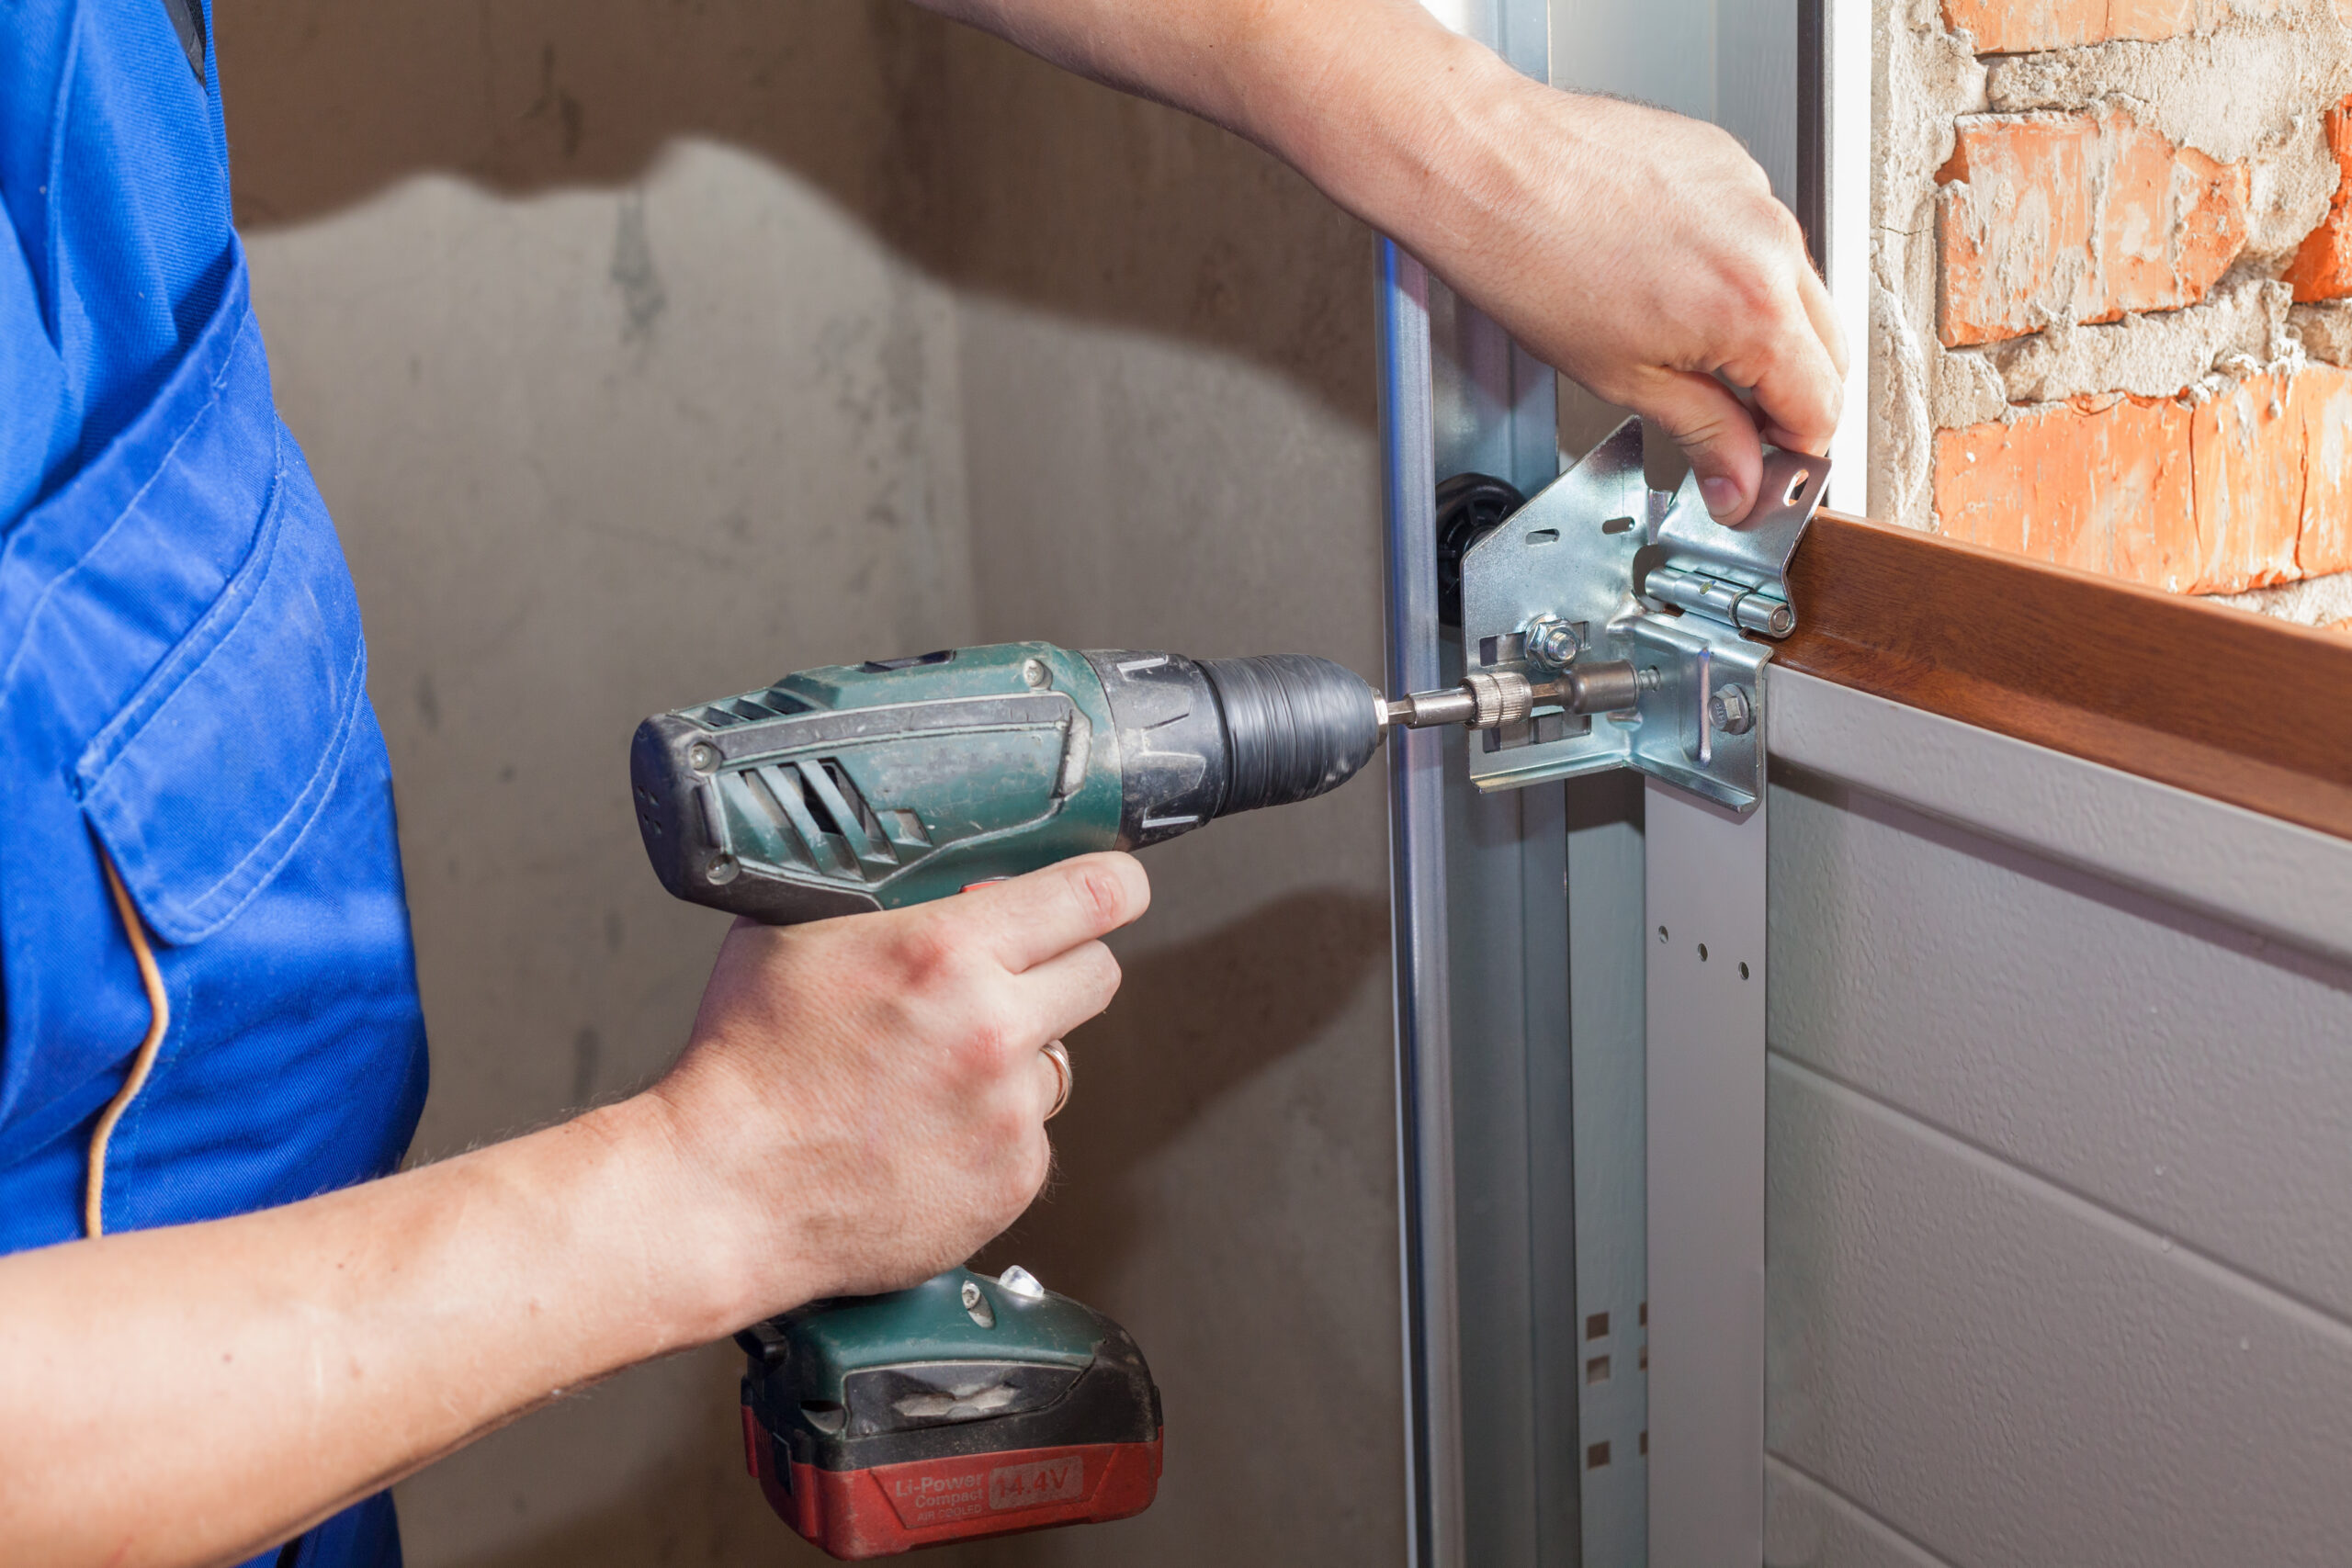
left=629, top=642, right=1388, bottom=1558
left=630, top=638, right=1626, bottom=1556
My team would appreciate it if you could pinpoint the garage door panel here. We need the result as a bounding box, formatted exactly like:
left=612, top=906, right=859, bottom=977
left=1767, top=772, right=2352, bottom=1316
left=1767, top=1055, right=2352, bottom=1568
left=1765, top=1455, right=1958, bottom=1568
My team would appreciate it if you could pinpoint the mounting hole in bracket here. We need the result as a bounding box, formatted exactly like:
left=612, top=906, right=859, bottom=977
left=1525, top=528, right=1560, bottom=546
left=1698, top=943, right=1709, bottom=962
left=1602, top=515, right=1635, bottom=535
left=1784, top=469, right=1812, bottom=506
left=1656, top=925, right=1668, bottom=942
left=1739, top=961, right=1751, bottom=980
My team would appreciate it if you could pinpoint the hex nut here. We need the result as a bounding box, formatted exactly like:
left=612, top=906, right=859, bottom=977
left=1524, top=615, right=1582, bottom=671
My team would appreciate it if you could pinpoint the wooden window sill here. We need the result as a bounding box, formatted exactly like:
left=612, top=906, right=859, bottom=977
left=1778, top=511, right=2352, bottom=843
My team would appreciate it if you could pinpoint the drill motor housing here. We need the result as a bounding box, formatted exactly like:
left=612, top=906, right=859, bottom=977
left=631, top=641, right=1380, bottom=927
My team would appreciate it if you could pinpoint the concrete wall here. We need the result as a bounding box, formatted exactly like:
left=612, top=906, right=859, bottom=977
left=220, top=6, right=1401, bottom=1563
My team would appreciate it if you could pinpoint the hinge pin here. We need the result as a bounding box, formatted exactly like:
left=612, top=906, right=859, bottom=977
left=1644, top=565, right=1795, bottom=637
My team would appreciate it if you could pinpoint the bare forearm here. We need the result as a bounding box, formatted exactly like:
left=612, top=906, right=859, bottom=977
left=0, top=1095, right=753, bottom=1568
left=910, top=0, right=1511, bottom=245
left=0, top=858, right=1141, bottom=1568
left=917, top=0, right=1846, bottom=518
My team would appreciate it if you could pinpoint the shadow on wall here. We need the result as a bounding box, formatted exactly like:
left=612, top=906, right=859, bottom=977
left=969, top=886, right=1394, bottom=1287
left=216, top=0, right=1375, bottom=427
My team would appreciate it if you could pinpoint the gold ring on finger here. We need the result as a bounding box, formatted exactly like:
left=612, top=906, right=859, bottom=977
left=1041, top=1039, right=1072, bottom=1122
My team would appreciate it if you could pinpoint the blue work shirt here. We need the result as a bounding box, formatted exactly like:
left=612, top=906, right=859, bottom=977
left=2, top=3, right=430, bottom=1563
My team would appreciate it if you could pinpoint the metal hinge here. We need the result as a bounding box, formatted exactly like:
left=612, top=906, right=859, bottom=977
left=1445, top=418, right=1826, bottom=813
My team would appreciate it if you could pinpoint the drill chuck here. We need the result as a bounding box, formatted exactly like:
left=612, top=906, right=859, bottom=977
left=1204, top=655, right=1384, bottom=815
left=1083, top=650, right=1382, bottom=851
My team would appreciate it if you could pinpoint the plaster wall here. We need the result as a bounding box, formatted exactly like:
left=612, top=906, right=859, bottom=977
left=220, top=5, right=1400, bottom=1564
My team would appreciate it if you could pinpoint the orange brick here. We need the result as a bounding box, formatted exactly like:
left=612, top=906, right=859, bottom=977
left=1943, top=0, right=2105, bottom=51
left=2111, top=0, right=2213, bottom=37
left=2286, top=99, right=2352, bottom=303
left=2169, top=145, right=2252, bottom=303
left=1938, top=111, right=2249, bottom=347
left=1933, top=395, right=2197, bottom=586
left=1935, top=365, right=2352, bottom=592
left=1939, top=116, right=2094, bottom=348
left=1942, top=0, right=2252, bottom=52
left=2188, top=375, right=2303, bottom=592
left=2296, top=364, right=2352, bottom=577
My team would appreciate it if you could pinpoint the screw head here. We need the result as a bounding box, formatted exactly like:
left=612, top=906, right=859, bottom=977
left=1022, top=657, right=1052, bottom=690
left=706, top=852, right=741, bottom=885
left=961, top=1278, right=997, bottom=1327
left=687, top=742, right=719, bottom=773
left=1707, top=682, right=1756, bottom=736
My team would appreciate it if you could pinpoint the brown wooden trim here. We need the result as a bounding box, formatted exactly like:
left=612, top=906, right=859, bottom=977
left=1777, top=510, right=2352, bottom=842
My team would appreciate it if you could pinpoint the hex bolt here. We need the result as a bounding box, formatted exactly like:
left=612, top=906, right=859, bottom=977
left=1707, top=682, right=1756, bottom=736
left=1524, top=615, right=1582, bottom=671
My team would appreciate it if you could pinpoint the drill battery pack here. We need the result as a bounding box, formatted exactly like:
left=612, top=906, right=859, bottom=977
left=737, top=1267, right=1163, bottom=1559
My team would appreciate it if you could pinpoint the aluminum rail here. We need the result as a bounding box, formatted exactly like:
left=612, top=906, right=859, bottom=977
left=1378, top=238, right=1465, bottom=1568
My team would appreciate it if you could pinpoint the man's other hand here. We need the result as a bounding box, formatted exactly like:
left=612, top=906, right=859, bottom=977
left=1405, top=76, right=1849, bottom=523
left=916, top=0, right=1849, bottom=525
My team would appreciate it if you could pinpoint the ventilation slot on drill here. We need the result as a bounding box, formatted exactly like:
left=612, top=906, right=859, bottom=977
left=695, top=688, right=811, bottom=728
left=808, top=760, right=933, bottom=852
left=728, top=761, right=901, bottom=882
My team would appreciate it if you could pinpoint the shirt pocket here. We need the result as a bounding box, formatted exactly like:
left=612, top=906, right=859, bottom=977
left=73, top=424, right=369, bottom=945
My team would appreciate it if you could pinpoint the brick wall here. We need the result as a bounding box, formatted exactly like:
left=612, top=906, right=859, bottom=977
left=1871, top=0, right=2352, bottom=632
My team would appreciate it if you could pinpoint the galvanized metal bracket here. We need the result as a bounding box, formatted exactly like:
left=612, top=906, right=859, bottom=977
left=1456, top=418, right=1827, bottom=813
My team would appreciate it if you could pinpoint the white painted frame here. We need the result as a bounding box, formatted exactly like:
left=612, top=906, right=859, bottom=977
left=1824, top=0, right=1872, bottom=508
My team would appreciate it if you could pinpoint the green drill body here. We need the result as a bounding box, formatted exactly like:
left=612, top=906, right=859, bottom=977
left=632, top=642, right=1128, bottom=923
left=631, top=639, right=1381, bottom=927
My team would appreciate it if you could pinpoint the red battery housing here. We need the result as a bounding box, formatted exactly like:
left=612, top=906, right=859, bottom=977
left=737, top=1270, right=1164, bottom=1560
left=744, top=1402, right=1162, bottom=1557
